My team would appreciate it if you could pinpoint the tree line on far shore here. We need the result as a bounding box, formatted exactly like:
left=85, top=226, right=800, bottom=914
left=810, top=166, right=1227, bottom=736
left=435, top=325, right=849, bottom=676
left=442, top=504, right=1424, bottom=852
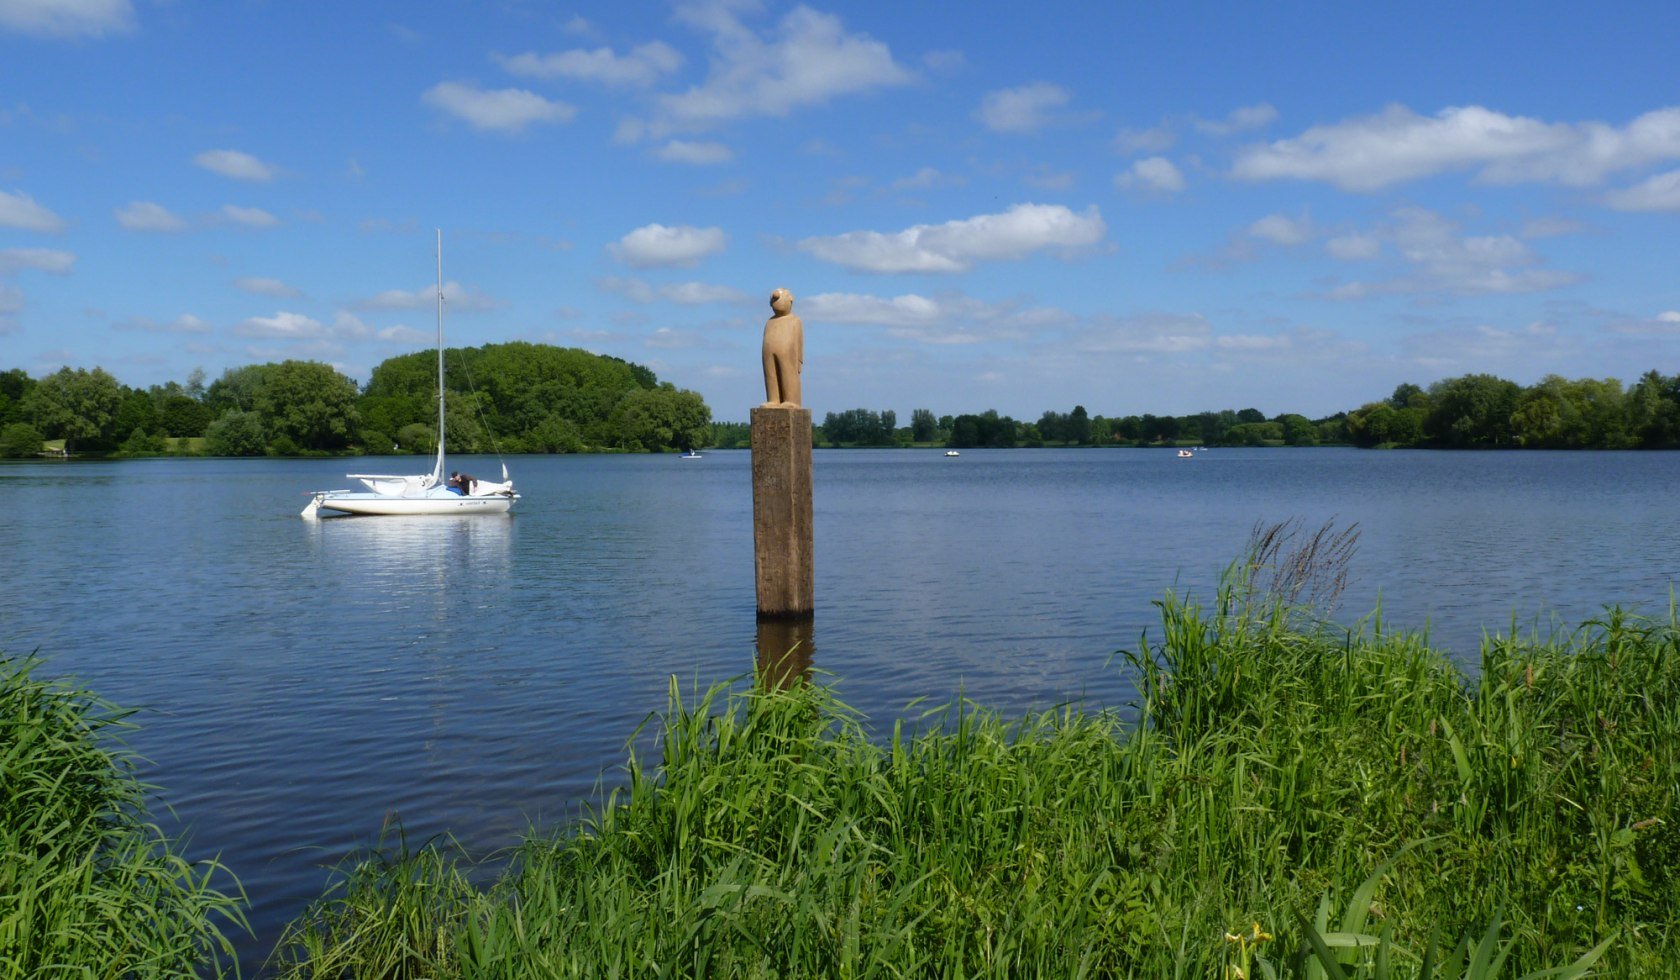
left=8, top=363, right=1680, bottom=460
left=0, top=342, right=712, bottom=459
left=746, top=368, right=1680, bottom=451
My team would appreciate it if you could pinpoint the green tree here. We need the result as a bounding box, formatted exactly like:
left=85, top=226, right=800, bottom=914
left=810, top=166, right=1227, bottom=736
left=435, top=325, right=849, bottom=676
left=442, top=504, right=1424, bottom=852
left=1069, top=405, right=1092, bottom=446
left=156, top=395, right=212, bottom=437
left=204, top=410, right=266, bottom=456
left=396, top=423, right=435, bottom=454
left=0, top=368, right=36, bottom=426
left=0, top=422, right=44, bottom=458
left=1627, top=370, right=1680, bottom=448
left=113, top=388, right=157, bottom=446
left=24, top=366, right=123, bottom=451
left=610, top=383, right=711, bottom=452
left=910, top=408, right=937, bottom=442
left=1425, top=374, right=1520, bottom=447
left=1276, top=413, right=1318, bottom=446
left=253, top=361, right=360, bottom=451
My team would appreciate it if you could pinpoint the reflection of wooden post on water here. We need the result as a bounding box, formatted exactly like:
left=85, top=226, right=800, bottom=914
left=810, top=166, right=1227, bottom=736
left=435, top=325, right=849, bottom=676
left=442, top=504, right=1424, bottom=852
left=751, top=405, right=813, bottom=617
left=756, top=615, right=814, bottom=690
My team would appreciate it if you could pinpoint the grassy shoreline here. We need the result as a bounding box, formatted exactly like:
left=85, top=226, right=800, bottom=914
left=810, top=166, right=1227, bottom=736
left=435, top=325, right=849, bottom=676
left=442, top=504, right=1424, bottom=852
left=0, top=656, right=245, bottom=977
left=7, top=578, right=1677, bottom=976
left=272, top=583, right=1677, bottom=977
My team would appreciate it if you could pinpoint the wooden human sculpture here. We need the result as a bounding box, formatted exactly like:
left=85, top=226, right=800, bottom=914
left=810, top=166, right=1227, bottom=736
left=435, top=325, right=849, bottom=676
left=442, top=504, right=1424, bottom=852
left=760, top=287, right=803, bottom=408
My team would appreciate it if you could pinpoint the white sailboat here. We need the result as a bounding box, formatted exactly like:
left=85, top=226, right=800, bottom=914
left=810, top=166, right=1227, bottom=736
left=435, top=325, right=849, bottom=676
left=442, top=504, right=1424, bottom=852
left=302, top=232, right=517, bottom=518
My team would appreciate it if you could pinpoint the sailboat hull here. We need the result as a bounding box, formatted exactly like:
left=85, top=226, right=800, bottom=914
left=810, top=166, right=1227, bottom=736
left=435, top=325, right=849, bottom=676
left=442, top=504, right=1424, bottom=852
left=308, top=489, right=515, bottom=517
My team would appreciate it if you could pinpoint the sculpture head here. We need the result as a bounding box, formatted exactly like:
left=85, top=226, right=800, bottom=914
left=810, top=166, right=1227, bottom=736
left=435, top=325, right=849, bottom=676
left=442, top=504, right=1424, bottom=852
left=769, top=288, right=793, bottom=316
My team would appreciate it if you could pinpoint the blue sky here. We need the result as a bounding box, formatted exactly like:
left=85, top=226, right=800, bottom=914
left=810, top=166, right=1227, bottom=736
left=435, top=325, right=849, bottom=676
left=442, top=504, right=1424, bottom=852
left=2, top=0, right=1677, bottom=422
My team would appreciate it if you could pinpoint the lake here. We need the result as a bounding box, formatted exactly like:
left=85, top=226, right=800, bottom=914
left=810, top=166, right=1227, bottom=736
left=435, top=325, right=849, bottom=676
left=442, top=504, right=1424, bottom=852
left=3, top=447, right=1678, bottom=968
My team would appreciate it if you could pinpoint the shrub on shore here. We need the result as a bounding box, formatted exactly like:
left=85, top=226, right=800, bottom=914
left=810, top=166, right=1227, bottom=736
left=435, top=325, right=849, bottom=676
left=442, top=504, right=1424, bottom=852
left=0, top=655, right=246, bottom=977
left=273, top=578, right=1678, bottom=977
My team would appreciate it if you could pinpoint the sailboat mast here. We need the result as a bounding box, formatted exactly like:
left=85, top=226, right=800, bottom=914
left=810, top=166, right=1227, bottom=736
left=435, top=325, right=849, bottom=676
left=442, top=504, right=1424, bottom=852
left=433, top=229, right=446, bottom=485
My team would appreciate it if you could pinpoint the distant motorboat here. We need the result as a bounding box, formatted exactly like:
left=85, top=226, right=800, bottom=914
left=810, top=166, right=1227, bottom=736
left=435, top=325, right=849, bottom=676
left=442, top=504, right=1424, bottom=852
left=1177, top=449, right=1195, bottom=458
left=945, top=450, right=960, bottom=457
left=681, top=450, right=703, bottom=459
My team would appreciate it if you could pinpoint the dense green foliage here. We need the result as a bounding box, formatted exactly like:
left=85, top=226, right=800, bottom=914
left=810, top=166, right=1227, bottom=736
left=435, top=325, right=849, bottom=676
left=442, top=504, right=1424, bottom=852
left=1, top=343, right=710, bottom=457
left=829, top=370, right=1680, bottom=452
left=272, top=582, right=1678, bottom=976
left=0, top=655, right=246, bottom=976
left=1348, top=372, right=1680, bottom=449
left=820, top=407, right=900, bottom=446
left=0, top=423, right=43, bottom=459
left=6, top=357, right=1677, bottom=455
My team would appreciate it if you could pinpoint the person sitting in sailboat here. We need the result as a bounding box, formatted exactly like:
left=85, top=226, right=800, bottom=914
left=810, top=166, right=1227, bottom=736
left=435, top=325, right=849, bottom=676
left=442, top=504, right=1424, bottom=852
left=448, top=471, right=476, bottom=495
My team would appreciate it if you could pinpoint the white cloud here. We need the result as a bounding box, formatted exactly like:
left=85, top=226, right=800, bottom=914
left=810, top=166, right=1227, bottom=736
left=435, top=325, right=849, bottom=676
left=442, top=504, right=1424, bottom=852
left=892, top=167, right=965, bottom=191
left=804, top=290, right=1067, bottom=345
left=235, top=311, right=324, bottom=339
left=976, top=82, right=1071, bottom=134
left=422, top=81, right=576, bottom=133
left=0, top=284, right=22, bottom=332
left=0, top=189, right=66, bottom=232
left=113, top=314, right=211, bottom=334
left=662, top=280, right=747, bottom=305
left=194, top=149, right=279, bottom=182
left=0, top=247, right=75, bottom=274
left=378, top=324, right=431, bottom=344
left=115, top=201, right=186, bottom=232
left=331, top=311, right=371, bottom=339
left=1520, top=217, right=1584, bottom=239
left=797, top=203, right=1107, bottom=274
left=1023, top=167, right=1075, bottom=191
left=646, top=327, right=704, bottom=349
left=354, top=280, right=503, bottom=312
left=1247, top=213, right=1314, bottom=246
left=1605, top=168, right=1680, bottom=212
left=654, top=139, right=734, bottom=165
left=609, top=223, right=727, bottom=268
left=599, top=276, right=747, bottom=305
left=1402, top=321, right=1565, bottom=371
left=234, top=276, right=300, bottom=297
left=1112, top=125, right=1175, bottom=155
left=1193, top=102, right=1278, bottom=136
left=220, top=204, right=280, bottom=228
left=1217, top=333, right=1292, bottom=351
left=1326, top=207, right=1581, bottom=298
left=649, top=5, right=913, bottom=134
left=494, top=42, right=682, bottom=86
left=1232, top=104, right=1680, bottom=191
left=1075, top=313, right=1214, bottom=354
left=1604, top=310, right=1680, bottom=337
left=1115, top=157, right=1185, bottom=193
left=1325, top=233, right=1381, bottom=260
left=0, top=0, right=134, bottom=38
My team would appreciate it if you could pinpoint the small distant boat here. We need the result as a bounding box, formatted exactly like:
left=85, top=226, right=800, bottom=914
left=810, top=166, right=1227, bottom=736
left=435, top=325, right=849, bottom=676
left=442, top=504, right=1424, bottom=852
left=944, top=450, right=960, bottom=457
left=1177, top=449, right=1195, bottom=458
left=681, top=450, right=703, bottom=459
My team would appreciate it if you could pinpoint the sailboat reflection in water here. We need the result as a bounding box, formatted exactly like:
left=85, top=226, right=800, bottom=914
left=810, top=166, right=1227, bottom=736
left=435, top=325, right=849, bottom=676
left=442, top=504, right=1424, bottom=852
left=303, top=231, right=517, bottom=518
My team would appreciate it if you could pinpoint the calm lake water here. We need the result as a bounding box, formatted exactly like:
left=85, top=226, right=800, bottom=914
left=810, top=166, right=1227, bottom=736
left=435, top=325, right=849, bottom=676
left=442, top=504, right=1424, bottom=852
left=3, top=447, right=1678, bottom=968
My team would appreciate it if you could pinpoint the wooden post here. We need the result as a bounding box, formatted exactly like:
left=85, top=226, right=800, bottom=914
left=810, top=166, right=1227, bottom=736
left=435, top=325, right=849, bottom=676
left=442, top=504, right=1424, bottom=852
left=751, top=405, right=813, bottom=617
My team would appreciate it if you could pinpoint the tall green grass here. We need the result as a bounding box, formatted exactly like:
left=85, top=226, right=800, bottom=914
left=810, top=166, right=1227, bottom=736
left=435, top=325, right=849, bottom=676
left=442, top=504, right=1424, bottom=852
left=1, top=654, right=246, bottom=978
left=274, top=579, right=1680, bottom=977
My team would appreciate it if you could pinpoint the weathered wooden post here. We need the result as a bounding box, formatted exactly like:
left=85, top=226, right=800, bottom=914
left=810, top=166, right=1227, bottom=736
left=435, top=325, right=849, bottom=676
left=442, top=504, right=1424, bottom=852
left=752, top=405, right=814, bottom=616
left=752, top=287, right=814, bottom=620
